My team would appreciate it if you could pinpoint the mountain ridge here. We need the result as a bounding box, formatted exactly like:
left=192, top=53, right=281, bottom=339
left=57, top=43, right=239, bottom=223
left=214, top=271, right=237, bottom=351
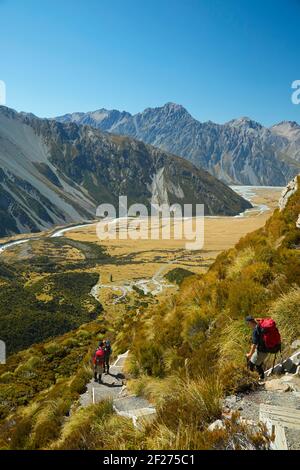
left=0, top=106, right=251, bottom=237
left=56, top=103, right=300, bottom=186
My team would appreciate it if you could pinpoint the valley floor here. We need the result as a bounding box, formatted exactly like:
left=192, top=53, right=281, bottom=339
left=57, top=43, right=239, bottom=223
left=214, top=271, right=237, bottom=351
left=61, top=186, right=282, bottom=304
left=0, top=186, right=283, bottom=307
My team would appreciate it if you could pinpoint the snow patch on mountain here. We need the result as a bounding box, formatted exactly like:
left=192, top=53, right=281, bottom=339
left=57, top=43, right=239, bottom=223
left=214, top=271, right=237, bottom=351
left=151, top=168, right=170, bottom=206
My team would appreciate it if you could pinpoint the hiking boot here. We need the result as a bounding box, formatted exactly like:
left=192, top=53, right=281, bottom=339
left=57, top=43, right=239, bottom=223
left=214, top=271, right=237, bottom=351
left=256, top=365, right=265, bottom=380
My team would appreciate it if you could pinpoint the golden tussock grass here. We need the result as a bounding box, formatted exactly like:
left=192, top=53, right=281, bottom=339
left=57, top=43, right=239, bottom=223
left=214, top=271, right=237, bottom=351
left=269, top=287, right=300, bottom=346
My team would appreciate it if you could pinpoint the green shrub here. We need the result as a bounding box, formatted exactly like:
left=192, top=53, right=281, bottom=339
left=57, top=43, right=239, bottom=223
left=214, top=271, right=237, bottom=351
left=45, top=343, right=61, bottom=354
left=227, top=279, right=269, bottom=318
left=227, top=248, right=255, bottom=279
left=242, top=262, right=274, bottom=286
left=165, top=268, right=195, bottom=285
left=0, top=371, right=14, bottom=383
left=10, top=417, right=33, bottom=450
left=181, top=308, right=209, bottom=350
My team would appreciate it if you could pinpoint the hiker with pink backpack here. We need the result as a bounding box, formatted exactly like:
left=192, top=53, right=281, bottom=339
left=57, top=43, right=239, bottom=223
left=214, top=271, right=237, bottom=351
left=92, top=341, right=106, bottom=383
left=245, top=316, right=281, bottom=380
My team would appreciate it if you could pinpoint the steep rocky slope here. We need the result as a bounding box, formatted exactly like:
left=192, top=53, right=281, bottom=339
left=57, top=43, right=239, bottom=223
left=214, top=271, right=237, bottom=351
left=271, top=121, right=300, bottom=162
left=57, top=103, right=300, bottom=186
left=0, top=106, right=250, bottom=237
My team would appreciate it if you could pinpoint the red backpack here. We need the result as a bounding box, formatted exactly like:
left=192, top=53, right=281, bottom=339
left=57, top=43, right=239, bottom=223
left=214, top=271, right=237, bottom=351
left=93, top=348, right=105, bottom=365
left=258, top=318, right=281, bottom=353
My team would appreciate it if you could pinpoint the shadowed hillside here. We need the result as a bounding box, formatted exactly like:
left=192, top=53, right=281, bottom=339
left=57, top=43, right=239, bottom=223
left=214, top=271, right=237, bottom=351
left=0, top=237, right=110, bottom=353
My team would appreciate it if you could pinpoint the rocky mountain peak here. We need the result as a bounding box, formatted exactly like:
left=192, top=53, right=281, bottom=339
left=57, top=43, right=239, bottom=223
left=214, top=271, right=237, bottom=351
left=162, top=102, right=187, bottom=112
left=227, top=116, right=263, bottom=130
left=271, top=121, right=300, bottom=140
left=274, top=120, right=300, bottom=129
left=141, top=102, right=191, bottom=120
left=54, top=104, right=300, bottom=186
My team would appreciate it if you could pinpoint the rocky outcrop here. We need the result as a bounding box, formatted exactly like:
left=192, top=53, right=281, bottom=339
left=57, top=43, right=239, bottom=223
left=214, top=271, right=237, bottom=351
left=264, top=375, right=300, bottom=392
left=56, top=103, right=300, bottom=186
left=279, top=176, right=299, bottom=211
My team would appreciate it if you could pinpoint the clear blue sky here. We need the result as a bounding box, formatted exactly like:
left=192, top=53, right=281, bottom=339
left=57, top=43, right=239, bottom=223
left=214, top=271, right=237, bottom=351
left=0, top=0, right=300, bottom=125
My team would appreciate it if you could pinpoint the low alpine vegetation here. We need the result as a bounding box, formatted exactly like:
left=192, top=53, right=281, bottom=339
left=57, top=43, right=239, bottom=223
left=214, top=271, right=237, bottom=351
left=0, top=178, right=299, bottom=450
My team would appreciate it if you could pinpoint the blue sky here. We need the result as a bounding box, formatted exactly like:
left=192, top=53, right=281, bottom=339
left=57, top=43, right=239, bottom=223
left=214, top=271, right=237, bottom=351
left=0, top=0, right=299, bottom=125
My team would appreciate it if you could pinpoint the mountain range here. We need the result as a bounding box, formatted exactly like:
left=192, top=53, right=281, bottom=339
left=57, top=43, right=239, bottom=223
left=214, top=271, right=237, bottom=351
left=0, top=106, right=250, bottom=237
left=56, top=103, right=300, bottom=186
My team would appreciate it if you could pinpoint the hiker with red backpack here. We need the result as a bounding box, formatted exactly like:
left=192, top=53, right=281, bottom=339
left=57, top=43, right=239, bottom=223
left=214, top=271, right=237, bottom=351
left=92, top=341, right=105, bottom=383
left=245, top=316, right=281, bottom=380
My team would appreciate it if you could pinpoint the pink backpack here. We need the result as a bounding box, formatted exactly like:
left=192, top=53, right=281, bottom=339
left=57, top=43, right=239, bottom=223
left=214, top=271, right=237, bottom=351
left=259, top=318, right=281, bottom=353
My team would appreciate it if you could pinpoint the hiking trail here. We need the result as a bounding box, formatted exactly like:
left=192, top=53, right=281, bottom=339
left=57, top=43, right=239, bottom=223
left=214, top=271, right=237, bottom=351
left=79, top=351, right=156, bottom=427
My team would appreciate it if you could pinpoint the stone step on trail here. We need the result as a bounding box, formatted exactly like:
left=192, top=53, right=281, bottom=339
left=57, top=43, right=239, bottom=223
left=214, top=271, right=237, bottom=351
left=79, top=365, right=124, bottom=407
left=113, top=395, right=156, bottom=428
left=113, top=352, right=129, bottom=370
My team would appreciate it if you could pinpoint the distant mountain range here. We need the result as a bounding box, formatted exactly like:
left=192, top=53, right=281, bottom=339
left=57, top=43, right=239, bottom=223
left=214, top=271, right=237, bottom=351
left=0, top=106, right=250, bottom=237
left=56, top=103, right=300, bottom=186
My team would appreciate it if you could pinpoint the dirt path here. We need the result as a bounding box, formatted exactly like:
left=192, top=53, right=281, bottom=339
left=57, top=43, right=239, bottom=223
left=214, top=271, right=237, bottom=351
left=90, top=257, right=178, bottom=303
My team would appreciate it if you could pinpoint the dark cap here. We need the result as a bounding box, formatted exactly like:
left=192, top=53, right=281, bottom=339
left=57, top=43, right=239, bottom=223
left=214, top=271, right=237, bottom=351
left=245, top=315, right=255, bottom=322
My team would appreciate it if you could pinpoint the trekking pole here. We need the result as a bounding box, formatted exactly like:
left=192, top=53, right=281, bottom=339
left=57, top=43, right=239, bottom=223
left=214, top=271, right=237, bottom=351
left=271, top=353, right=277, bottom=374
left=279, top=345, right=284, bottom=372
